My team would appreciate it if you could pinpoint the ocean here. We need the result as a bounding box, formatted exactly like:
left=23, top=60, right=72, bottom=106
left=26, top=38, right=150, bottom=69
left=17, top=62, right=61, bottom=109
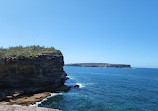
left=39, top=66, right=158, bottom=111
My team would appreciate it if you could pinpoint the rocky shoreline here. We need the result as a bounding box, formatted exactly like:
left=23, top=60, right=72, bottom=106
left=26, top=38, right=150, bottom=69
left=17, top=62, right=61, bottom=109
left=0, top=92, right=52, bottom=106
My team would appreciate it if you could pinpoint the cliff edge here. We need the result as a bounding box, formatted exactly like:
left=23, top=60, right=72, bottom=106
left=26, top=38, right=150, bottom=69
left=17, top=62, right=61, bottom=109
left=0, top=46, right=70, bottom=103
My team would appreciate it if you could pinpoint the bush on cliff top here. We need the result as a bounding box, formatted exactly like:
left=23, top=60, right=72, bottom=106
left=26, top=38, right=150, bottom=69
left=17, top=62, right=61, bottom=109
left=0, top=45, right=62, bottom=59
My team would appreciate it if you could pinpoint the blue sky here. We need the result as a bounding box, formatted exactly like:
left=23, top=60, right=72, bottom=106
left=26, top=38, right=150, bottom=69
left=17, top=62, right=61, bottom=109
left=0, top=0, right=158, bottom=68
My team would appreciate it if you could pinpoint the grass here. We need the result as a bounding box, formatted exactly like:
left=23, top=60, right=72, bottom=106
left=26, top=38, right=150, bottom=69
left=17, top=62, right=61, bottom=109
left=0, top=45, right=62, bottom=59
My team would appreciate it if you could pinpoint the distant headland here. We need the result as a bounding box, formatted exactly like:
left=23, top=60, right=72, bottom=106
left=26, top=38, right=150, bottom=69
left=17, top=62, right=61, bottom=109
left=65, top=63, right=132, bottom=68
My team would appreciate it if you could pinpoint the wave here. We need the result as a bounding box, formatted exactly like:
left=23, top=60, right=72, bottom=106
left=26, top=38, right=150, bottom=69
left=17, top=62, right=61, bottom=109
left=66, top=76, right=86, bottom=88
left=76, top=83, right=85, bottom=88
left=67, top=76, right=75, bottom=80
left=29, top=93, right=62, bottom=107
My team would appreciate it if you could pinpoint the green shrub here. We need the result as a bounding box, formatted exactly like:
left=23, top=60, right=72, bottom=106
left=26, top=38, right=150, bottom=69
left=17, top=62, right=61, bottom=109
left=0, top=45, right=62, bottom=59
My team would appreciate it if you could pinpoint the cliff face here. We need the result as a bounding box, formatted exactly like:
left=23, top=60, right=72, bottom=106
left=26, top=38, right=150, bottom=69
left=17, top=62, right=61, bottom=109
left=105, top=64, right=131, bottom=68
left=0, top=53, right=68, bottom=101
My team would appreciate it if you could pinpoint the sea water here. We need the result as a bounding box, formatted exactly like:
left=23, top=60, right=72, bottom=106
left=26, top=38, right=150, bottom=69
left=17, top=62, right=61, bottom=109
left=39, top=66, right=158, bottom=111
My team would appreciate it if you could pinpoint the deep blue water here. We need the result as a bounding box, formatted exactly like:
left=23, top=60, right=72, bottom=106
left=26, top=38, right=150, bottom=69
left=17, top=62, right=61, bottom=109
left=39, top=66, right=158, bottom=111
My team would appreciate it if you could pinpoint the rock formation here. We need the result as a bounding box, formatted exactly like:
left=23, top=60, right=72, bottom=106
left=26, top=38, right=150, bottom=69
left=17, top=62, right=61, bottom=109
left=0, top=52, right=70, bottom=102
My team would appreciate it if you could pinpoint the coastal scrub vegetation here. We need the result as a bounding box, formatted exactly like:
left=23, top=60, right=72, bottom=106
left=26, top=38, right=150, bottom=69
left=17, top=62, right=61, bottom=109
left=0, top=45, right=62, bottom=59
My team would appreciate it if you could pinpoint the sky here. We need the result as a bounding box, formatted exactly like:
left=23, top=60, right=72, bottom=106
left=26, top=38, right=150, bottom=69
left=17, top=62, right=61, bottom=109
left=0, top=0, right=158, bottom=68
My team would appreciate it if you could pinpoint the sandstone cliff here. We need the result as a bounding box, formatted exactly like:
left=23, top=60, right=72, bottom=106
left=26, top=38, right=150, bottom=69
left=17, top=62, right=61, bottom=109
left=0, top=47, right=69, bottom=102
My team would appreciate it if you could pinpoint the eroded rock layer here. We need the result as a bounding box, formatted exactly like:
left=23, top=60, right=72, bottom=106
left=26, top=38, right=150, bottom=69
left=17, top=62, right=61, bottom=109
left=0, top=53, right=69, bottom=101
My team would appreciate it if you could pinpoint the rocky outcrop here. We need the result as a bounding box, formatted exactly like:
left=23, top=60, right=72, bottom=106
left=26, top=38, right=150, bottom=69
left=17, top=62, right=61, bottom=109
left=0, top=53, right=70, bottom=102
left=0, top=92, right=51, bottom=106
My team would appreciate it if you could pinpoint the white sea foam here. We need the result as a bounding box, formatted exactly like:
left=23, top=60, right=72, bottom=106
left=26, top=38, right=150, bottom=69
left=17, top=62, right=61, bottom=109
left=76, top=83, right=85, bottom=88
left=29, top=93, right=62, bottom=107
left=67, top=76, right=75, bottom=80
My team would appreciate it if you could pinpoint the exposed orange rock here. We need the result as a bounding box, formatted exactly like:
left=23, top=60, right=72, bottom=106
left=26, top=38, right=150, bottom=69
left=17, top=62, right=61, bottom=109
left=0, top=92, right=51, bottom=106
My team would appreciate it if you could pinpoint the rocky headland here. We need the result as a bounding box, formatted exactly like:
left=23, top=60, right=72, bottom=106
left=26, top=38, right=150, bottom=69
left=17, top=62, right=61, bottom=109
left=65, top=63, right=132, bottom=68
left=0, top=46, right=71, bottom=109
